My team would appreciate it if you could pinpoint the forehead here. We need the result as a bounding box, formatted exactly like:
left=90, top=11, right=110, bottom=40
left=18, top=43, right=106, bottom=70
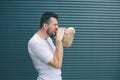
left=49, top=17, right=58, bottom=23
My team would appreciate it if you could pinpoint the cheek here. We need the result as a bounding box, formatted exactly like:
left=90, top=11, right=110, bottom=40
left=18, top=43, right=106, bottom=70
left=48, top=27, right=54, bottom=34
left=51, top=26, right=56, bottom=31
left=49, top=24, right=57, bottom=32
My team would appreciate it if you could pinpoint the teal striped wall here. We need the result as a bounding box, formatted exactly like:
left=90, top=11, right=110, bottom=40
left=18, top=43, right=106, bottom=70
left=0, top=0, right=120, bottom=80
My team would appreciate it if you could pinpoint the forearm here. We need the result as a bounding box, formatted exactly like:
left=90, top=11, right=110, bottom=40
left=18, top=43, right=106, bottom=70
left=49, top=28, right=65, bottom=69
left=55, top=40, right=63, bottom=68
left=49, top=40, right=63, bottom=69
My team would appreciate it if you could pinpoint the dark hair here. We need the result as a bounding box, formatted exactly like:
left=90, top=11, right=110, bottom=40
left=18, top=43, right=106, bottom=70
left=39, top=12, right=58, bottom=29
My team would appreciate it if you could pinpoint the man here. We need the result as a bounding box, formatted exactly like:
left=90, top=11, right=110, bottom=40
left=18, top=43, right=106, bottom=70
left=28, top=12, right=65, bottom=80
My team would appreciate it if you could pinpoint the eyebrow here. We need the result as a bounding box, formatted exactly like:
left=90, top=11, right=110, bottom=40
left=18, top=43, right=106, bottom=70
left=55, top=23, right=58, bottom=25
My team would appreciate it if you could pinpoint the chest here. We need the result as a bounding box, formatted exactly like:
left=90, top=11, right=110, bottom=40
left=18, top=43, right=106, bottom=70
left=43, top=40, right=55, bottom=54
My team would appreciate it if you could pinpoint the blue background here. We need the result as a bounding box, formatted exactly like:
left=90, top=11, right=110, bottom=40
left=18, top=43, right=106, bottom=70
left=0, top=0, right=120, bottom=80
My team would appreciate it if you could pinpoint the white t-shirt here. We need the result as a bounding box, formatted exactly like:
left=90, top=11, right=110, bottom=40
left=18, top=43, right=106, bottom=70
left=28, top=34, right=62, bottom=80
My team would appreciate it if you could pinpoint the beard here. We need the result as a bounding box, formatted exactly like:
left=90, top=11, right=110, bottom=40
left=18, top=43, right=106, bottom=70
left=46, top=28, right=56, bottom=38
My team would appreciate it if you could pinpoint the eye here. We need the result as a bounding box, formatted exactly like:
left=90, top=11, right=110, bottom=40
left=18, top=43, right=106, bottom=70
left=56, top=24, right=58, bottom=27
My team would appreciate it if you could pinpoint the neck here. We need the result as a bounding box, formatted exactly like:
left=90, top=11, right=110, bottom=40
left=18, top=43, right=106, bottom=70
left=36, top=28, right=49, bottom=40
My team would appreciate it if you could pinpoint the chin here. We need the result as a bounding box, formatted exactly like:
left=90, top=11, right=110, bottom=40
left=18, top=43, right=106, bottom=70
left=49, top=34, right=54, bottom=38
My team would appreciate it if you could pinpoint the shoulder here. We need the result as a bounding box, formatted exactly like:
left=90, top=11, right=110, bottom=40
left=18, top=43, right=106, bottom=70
left=28, top=34, right=40, bottom=46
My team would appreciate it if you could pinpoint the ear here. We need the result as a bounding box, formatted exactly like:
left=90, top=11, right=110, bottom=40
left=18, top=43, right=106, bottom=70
left=43, top=23, right=48, bottom=30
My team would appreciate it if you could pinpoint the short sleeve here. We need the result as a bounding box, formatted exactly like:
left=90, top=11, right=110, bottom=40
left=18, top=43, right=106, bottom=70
left=28, top=40, right=53, bottom=63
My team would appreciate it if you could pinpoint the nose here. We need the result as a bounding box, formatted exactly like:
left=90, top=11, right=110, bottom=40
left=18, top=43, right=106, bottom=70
left=56, top=25, right=59, bottom=30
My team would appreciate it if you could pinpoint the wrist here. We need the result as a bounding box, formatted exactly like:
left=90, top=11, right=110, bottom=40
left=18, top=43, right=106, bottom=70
left=56, top=39, right=63, bottom=45
left=56, top=39, right=62, bottom=43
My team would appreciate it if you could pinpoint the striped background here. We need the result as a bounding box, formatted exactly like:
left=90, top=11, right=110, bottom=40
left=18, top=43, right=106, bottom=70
left=0, top=0, right=120, bottom=80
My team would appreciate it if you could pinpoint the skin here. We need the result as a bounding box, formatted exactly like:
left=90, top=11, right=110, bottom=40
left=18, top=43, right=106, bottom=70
left=36, top=17, right=65, bottom=69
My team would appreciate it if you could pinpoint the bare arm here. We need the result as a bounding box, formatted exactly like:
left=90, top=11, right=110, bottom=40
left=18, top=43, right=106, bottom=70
left=49, top=28, right=65, bottom=69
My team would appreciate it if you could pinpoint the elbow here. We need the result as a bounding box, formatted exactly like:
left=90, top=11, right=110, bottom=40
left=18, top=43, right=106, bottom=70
left=52, top=63, right=62, bottom=69
left=49, top=60, right=62, bottom=69
left=55, top=64, right=62, bottom=69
